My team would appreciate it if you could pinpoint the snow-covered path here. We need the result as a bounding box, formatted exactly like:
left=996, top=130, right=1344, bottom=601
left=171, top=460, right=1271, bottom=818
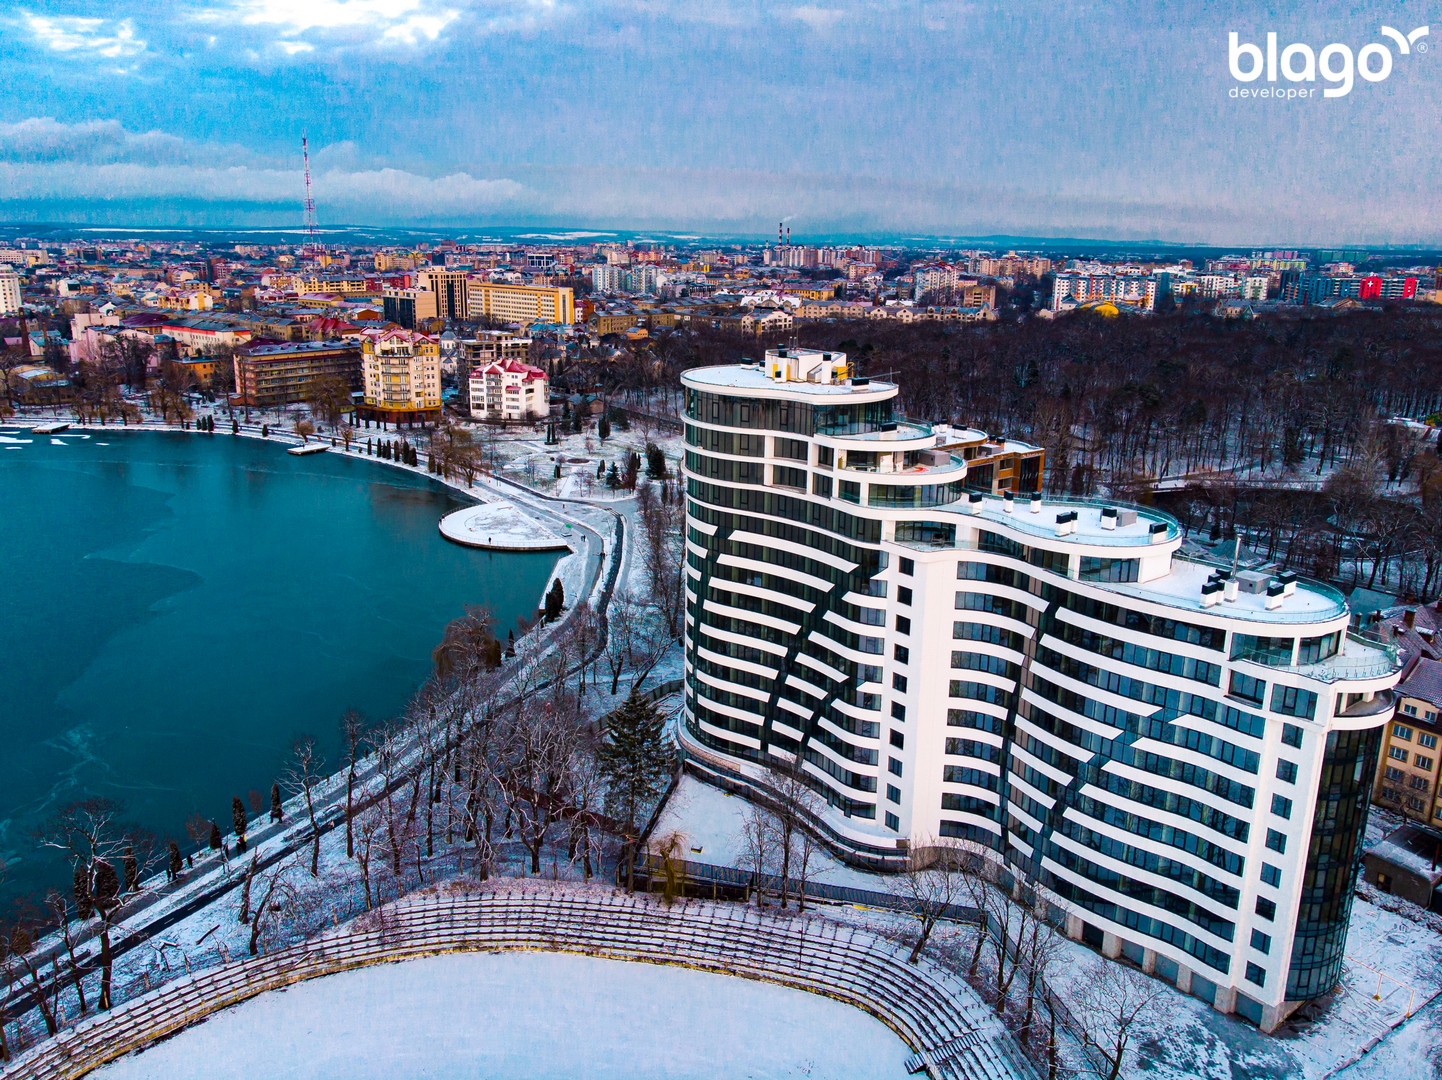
left=93, top=951, right=912, bottom=1080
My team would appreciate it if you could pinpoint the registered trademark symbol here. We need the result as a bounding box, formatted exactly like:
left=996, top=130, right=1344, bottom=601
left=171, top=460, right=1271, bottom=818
left=1419, top=41, right=1429, bottom=52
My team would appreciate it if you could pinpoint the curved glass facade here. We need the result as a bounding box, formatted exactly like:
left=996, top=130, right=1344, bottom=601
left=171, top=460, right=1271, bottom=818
left=1284, top=725, right=1382, bottom=1000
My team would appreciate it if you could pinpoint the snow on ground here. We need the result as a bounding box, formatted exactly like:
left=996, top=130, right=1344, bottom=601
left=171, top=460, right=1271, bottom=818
left=648, top=776, right=1442, bottom=1080
left=92, top=951, right=913, bottom=1080
left=438, top=501, right=571, bottom=550
left=650, top=774, right=890, bottom=892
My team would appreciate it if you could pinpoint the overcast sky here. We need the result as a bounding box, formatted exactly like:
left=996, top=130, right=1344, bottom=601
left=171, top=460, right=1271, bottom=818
left=0, top=1, right=1437, bottom=244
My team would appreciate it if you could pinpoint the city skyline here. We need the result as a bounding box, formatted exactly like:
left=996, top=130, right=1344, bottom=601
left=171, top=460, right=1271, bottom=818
left=0, top=1, right=1437, bottom=244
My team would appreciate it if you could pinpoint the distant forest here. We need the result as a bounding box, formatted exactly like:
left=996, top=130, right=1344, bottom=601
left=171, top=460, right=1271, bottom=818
left=563, top=308, right=1442, bottom=597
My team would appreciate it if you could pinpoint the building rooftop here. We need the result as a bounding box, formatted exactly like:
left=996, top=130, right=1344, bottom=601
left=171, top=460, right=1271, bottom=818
left=684, top=363, right=895, bottom=398
left=1399, top=656, right=1442, bottom=710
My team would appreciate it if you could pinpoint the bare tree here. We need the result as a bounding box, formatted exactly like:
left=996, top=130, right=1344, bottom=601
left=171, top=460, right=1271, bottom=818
left=737, top=800, right=776, bottom=908
left=761, top=757, right=823, bottom=911
left=246, top=860, right=306, bottom=957
left=889, top=839, right=966, bottom=962
left=1072, top=960, right=1165, bottom=1080
left=499, top=694, right=586, bottom=875
left=45, top=890, right=88, bottom=1017
left=283, top=734, right=325, bottom=876
left=293, top=418, right=315, bottom=444
left=340, top=708, right=368, bottom=859
left=37, top=798, right=152, bottom=1010
left=353, top=806, right=384, bottom=910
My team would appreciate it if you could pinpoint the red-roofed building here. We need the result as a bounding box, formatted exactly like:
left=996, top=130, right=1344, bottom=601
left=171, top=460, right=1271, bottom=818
left=468, top=358, right=549, bottom=421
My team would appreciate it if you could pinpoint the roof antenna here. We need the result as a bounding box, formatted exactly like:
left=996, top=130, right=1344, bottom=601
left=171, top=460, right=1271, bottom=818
left=1232, top=534, right=1241, bottom=575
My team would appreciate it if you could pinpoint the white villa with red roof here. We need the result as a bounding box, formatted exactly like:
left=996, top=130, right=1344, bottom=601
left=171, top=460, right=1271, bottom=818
left=468, top=358, right=549, bottom=421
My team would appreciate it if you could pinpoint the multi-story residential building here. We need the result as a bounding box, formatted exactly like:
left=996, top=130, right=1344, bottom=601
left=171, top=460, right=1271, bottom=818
left=413, top=268, right=469, bottom=320
left=234, top=340, right=362, bottom=408
left=456, top=331, right=531, bottom=381
left=159, top=316, right=254, bottom=355
left=1052, top=273, right=1158, bottom=312
left=468, top=358, right=549, bottom=421
left=591, top=264, right=627, bottom=294
left=0, top=265, right=21, bottom=315
left=465, top=280, right=575, bottom=326
left=1374, top=658, right=1442, bottom=825
left=382, top=285, right=439, bottom=330
left=360, top=328, right=442, bottom=423
left=679, top=348, right=1401, bottom=1034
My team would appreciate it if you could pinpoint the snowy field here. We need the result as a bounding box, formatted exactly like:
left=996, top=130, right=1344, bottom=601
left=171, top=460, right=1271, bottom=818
left=92, top=952, right=913, bottom=1080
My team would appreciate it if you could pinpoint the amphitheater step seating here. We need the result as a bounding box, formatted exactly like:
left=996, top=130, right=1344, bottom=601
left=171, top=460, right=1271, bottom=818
left=2, top=886, right=1038, bottom=1080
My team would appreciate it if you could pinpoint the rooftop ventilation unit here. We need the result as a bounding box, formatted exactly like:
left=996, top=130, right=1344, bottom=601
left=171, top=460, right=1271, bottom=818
left=1201, top=580, right=1224, bottom=608
left=1029, top=495, right=1043, bottom=514
left=1278, top=571, right=1298, bottom=597
left=1055, top=510, right=1078, bottom=536
left=963, top=490, right=983, bottom=514
left=1149, top=521, right=1168, bottom=543
left=1116, top=508, right=1138, bottom=527
left=1100, top=507, right=1118, bottom=530
left=1236, top=570, right=1271, bottom=595
left=1265, top=581, right=1285, bottom=610
left=1003, top=491, right=1015, bottom=513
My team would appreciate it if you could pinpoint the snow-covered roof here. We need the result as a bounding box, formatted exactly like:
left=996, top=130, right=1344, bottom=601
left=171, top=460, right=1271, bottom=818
left=1367, top=823, right=1442, bottom=886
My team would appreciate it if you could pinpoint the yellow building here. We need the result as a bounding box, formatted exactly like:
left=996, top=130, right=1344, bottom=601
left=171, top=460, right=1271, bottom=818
left=360, top=328, right=442, bottom=423
left=465, top=280, right=574, bottom=326
left=1375, top=656, right=1442, bottom=825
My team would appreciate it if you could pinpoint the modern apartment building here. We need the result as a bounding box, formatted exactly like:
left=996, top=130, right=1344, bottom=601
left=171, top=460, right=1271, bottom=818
left=233, top=340, right=362, bottom=408
left=468, top=358, right=549, bottom=421
left=1373, top=658, right=1442, bottom=825
left=679, top=348, right=1401, bottom=1033
left=1052, top=273, right=1158, bottom=312
left=360, top=328, right=442, bottom=423
left=413, top=268, right=469, bottom=320
left=465, top=280, right=575, bottom=326
left=0, top=265, right=21, bottom=315
left=382, top=285, right=439, bottom=330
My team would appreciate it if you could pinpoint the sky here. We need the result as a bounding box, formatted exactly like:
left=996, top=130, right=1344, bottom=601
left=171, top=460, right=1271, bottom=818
left=0, top=1, right=1437, bottom=244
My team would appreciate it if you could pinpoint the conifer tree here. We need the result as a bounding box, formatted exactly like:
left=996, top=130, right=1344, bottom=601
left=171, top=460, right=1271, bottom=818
left=123, top=843, right=139, bottom=893
left=270, top=782, right=283, bottom=823
left=598, top=690, right=673, bottom=891
left=232, top=796, right=248, bottom=853
left=597, top=458, right=606, bottom=479
left=598, top=412, right=611, bottom=440
left=208, top=820, right=222, bottom=851
left=168, top=841, right=182, bottom=882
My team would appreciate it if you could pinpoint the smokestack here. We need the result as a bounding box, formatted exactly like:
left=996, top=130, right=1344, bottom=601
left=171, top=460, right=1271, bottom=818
left=1406, top=608, right=1417, bottom=628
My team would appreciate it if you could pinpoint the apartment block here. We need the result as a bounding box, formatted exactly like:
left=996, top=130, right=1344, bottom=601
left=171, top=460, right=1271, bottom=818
left=679, top=348, right=1400, bottom=1033
left=468, top=358, right=549, bottom=421
left=1374, top=658, right=1442, bottom=825
left=234, top=340, right=362, bottom=408
left=360, top=328, right=442, bottom=423
left=465, top=280, right=575, bottom=326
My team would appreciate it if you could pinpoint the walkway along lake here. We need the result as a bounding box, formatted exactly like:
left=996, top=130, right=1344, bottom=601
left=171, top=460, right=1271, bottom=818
left=0, top=428, right=560, bottom=903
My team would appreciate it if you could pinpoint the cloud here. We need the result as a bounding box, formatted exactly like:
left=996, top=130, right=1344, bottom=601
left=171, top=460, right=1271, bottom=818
left=789, top=6, right=845, bottom=32
left=202, top=0, right=468, bottom=51
left=0, top=118, right=526, bottom=222
left=23, top=14, right=145, bottom=58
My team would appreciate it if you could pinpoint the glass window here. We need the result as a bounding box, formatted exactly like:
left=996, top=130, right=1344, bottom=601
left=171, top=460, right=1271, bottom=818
left=898, top=557, right=914, bottom=576
left=1276, top=760, right=1298, bottom=784
left=1078, top=556, right=1140, bottom=583
left=897, top=586, right=913, bottom=606
left=1251, top=929, right=1272, bottom=954
left=1271, top=686, right=1318, bottom=720
left=887, top=784, right=901, bottom=805
left=892, top=673, right=908, bottom=693
left=1420, top=732, right=1438, bottom=749
left=891, top=701, right=906, bottom=721
left=1282, top=723, right=1304, bottom=748
left=1232, top=635, right=1296, bottom=666
left=894, top=521, right=956, bottom=546
left=894, top=644, right=909, bottom=664
left=1229, top=671, right=1267, bottom=706
left=1271, top=794, right=1293, bottom=819
left=895, top=615, right=911, bottom=635
left=1266, top=829, right=1287, bottom=854
left=1260, top=863, right=1281, bottom=887
left=1246, top=962, right=1266, bottom=987
left=1298, top=633, right=1341, bottom=664
left=1390, top=746, right=1409, bottom=762
left=1285, top=724, right=1382, bottom=1001
left=868, top=481, right=967, bottom=508
left=885, top=811, right=900, bottom=831
left=1417, top=756, right=1434, bottom=772
left=772, top=465, right=807, bottom=490
left=1394, top=724, right=1414, bottom=741
left=816, top=445, right=834, bottom=467
left=890, top=729, right=905, bottom=748
left=1403, top=704, right=1418, bottom=716
left=774, top=436, right=809, bottom=461
left=839, top=479, right=861, bottom=504
left=889, top=757, right=904, bottom=777
left=812, top=473, right=833, bottom=498
left=1255, top=897, right=1277, bottom=920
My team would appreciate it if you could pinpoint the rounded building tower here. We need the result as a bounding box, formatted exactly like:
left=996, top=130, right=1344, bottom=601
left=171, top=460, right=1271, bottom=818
left=679, top=349, right=1401, bottom=1032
